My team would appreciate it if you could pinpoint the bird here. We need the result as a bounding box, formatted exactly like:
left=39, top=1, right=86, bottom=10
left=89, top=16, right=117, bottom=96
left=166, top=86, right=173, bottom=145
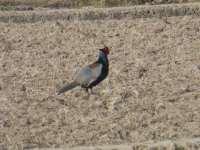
left=58, top=46, right=109, bottom=95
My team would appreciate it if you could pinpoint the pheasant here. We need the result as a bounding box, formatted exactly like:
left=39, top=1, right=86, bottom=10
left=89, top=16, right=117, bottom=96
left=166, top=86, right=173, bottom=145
left=58, top=46, right=109, bottom=95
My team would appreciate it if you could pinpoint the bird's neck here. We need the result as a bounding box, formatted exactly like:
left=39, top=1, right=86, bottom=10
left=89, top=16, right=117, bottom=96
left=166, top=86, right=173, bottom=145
left=98, top=51, right=108, bottom=64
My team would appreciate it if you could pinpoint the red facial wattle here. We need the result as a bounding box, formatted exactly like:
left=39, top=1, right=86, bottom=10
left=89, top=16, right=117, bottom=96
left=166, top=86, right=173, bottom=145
left=104, top=46, right=109, bottom=55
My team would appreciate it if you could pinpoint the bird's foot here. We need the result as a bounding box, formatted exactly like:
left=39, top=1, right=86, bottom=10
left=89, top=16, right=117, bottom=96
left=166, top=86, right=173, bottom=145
left=84, top=88, right=95, bottom=95
left=85, top=88, right=91, bottom=97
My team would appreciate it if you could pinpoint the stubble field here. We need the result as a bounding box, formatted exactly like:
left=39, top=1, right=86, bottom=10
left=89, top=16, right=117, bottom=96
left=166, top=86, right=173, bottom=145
left=0, top=3, right=200, bottom=150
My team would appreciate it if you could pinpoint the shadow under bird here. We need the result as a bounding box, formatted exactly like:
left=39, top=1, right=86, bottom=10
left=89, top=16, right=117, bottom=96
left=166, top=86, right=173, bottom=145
left=58, top=46, right=109, bottom=95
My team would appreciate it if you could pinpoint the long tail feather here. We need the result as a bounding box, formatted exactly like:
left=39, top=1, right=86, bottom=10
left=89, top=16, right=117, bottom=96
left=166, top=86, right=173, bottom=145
left=58, top=81, right=79, bottom=95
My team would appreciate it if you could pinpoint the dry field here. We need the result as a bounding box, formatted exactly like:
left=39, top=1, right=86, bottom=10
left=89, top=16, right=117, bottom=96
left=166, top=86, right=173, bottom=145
left=0, top=3, right=200, bottom=150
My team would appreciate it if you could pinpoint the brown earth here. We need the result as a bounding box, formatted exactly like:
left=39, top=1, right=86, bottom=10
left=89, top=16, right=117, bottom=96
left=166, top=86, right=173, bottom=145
left=0, top=3, right=200, bottom=150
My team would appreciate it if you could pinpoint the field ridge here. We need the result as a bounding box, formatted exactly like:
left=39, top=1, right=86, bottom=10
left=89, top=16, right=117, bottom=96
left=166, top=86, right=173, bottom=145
left=0, top=3, right=200, bottom=23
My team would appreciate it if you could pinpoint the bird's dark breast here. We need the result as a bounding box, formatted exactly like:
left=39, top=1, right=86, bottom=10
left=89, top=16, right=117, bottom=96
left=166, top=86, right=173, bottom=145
left=88, top=63, right=108, bottom=89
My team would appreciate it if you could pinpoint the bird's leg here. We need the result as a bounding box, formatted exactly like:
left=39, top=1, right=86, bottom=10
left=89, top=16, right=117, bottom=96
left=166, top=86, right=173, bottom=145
left=85, top=88, right=91, bottom=97
left=85, top=88, right=88, bottom=93
left=90, top=88, right=93, bottom=94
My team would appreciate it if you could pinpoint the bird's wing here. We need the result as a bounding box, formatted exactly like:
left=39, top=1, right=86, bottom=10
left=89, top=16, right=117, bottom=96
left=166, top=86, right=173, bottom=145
left=75, top=63, right=103, bottom=87
left=88, top=63, right=103, bottom=85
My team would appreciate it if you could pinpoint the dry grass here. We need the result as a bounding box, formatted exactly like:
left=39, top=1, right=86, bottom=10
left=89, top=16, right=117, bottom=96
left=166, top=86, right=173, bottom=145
left=0, top=4, right=200, bottom=150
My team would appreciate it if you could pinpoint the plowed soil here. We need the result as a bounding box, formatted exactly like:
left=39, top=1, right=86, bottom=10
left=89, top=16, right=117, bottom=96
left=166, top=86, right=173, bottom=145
left=0, top=3, right=200, bottom=150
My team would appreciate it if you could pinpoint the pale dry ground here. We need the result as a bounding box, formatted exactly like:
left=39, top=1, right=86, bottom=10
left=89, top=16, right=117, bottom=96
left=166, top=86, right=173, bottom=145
left=0, top=11, right=200, bottom=150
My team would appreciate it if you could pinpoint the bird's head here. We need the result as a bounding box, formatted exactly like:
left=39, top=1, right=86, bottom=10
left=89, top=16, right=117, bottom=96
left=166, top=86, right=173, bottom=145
left=99, top=46, right=109, bottom=55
